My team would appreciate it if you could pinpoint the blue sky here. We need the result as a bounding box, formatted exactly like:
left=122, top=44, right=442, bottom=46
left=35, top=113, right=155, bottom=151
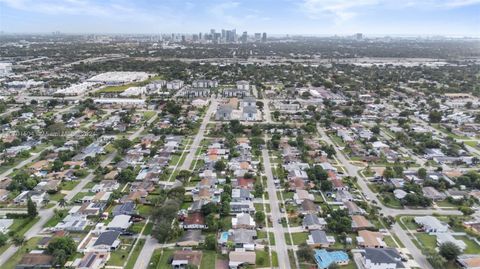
left=0, top=0, right=479, bottom=36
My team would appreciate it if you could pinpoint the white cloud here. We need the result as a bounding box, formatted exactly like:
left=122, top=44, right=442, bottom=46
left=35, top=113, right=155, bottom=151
left=0, top=0, right=156, bottom=20
left=300, top=0, right=480, bottom=22
left=300, top=0, right=379, bottom=21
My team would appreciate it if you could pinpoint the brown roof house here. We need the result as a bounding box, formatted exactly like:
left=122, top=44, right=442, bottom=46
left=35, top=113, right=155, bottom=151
left=352, top=215, right=374, bottom=231
left=229, top=251, right=256, bottom=269
left=357, top=230, right=386, bottom=248
left=15, top=253, right=54, bottom=269
left=171, top=250, right=203, bottom=269
left=182, top=212, right=207, bottom=230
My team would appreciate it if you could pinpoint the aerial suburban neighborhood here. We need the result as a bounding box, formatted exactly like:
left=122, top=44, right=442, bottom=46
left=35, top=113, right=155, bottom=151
left=0, top=2, right=480, bottom=269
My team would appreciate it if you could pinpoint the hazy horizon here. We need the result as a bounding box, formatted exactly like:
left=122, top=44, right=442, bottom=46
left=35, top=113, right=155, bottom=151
left=1, top=0, right=479, bottom=37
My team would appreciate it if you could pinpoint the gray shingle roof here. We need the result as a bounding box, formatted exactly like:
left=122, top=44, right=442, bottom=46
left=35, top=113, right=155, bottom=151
left=363, top=248, right=405, bottom=268
left=93, top=231, right=120, bottom=247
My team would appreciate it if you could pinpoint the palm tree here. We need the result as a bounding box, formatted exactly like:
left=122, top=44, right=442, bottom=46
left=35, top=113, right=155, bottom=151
left=58, top=198, right=66, bottom=208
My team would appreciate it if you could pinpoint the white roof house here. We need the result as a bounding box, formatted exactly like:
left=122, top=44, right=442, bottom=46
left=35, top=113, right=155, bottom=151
left=106, top=215, right=131, bottom=231
left=0, top=219, right=13, bottom=233
left=414, top=216, right=449, bottom=233
left=436, top=233, right=467, bottom=251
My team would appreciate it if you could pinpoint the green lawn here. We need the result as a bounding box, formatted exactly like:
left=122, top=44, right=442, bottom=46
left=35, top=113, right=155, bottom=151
left=44, top=210, right=68, bottom=227
left=464, top=141, right=478, bottom=148
left=3, top=238, right=40, bottom=269
left=380, top=193, right=403, bottom=209
left=383, top=236, right=400, bottom=248
left=257, top=231, right=275, bottom=245
left=415, top=233, right=437, bottom=252
left=70, top=191, right=94, bottom=202
left=61, top=180, right=80, bottom=191
left=454, top=236, right=480, bottom=254
left=10, top=217, right=40, bottom=236
left=200, top=250, right=216, bottom=269
left=107, top=238, right=134, bottom=266
left=138, top=205, right=154, bottom=215
left=255, top=250, right=271, bottom=267
left=143, top=111, right=157, bottom=121
left=143, top=222, right=154, bottom=236
left=436, top=200, right=458, bottom=208
left=254, top=203, right=270, bottom=213
left=125, top=239, right=145, bottom=269
left=285, top=232, right=309, bottom=245
left=271, top=251, right=279, bottom=267
left=48, top=192, right=66, bottom=202
left=148, top=248, right=174, bottom=269
left=398, top=216, right=419, bottom=231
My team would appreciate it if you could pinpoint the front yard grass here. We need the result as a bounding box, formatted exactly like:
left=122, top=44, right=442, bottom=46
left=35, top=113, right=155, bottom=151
left=200, top=250, right=216, bottom=269
left=255, top=250, right=271, bottom=267
left=285, top=232, right=309, bottom=245
left=415, top=233, right=436, bottom=252
left=454, top=235, right=480, bottom=254
left=125, top=239, right=145, bottom=269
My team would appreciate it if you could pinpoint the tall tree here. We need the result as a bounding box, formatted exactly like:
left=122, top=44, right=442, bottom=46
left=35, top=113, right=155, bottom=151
left=27, top=197, right=38, bottom=217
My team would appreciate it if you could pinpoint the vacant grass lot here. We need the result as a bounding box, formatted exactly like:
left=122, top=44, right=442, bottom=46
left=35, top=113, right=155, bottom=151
left=285, top=232, right=309, bottom=245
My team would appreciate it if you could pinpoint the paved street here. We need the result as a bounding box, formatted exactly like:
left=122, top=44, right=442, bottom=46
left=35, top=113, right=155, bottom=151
left=262, top=148, right=292, bottom=269
left=316, top=124, right=461, bottom=269
left=133, top=100, right=217, bottom=269
left=180, top=99, right=217, bottom=171
left=0, top=112, right=151, bottom=266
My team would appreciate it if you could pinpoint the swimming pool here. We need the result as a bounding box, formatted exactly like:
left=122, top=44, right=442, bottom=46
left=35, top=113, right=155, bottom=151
left=219, top=232, right=229, bottom=243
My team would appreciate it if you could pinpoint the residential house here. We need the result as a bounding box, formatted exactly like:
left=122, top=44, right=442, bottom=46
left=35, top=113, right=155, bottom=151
left=357, top=230, right=386, bottom=248
left=344, top=201, right=365, bottom=215
left=0, top=219, right=13, bottom=233
left=91, top=231, right=121, bottom=252
left=15, top=253, right=54, bottom=269
left=231, top=229, right=257, bottom=250
left=300, top=200, right=319, bottom=215
left=92, top=180, right=120, bottom=193
left=414, top=216, right=449, bottom=233
left=76, top=252, right=110, bottom=269
left=436, top=233, right=467, bottom=251
left=422, top=186, right=447, bottom=201
left=54, top=215, right=89, bottom=231
left=171, top=250, right=203, bottom=269
left=230, top=201, right=255, bottom=214
left=176, top=230, right=201, bottom=247
left=307, top=230, right=335, bottom=248
left=360, top=248, right=405, bottom=269
left=352, top=215, right=374, bottom=231
left=13, top=190, right=47, bottom=207
left=231, top=188, right=253, bottom=202
left=456, top=255, right=480, bottom=269
left=314, top=249, right=349, bottom=269
left=302, top=214, right=327, bottom=231
left=106, top=215, right=131, bottom=232
left=229, top=251, right=256, bottom=269
left=0, top=188, right=9, bottom=202
left=232, top=213, right=256, bottom=229
left=112, top=202, right=136, bottom=217
left=182, top=212, right=207, bottom=230
left=294, top=189, right=315, bottom=204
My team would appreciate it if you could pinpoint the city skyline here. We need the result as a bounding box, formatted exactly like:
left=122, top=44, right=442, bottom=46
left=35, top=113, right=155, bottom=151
left=0, top=0, right=479, bottom=36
